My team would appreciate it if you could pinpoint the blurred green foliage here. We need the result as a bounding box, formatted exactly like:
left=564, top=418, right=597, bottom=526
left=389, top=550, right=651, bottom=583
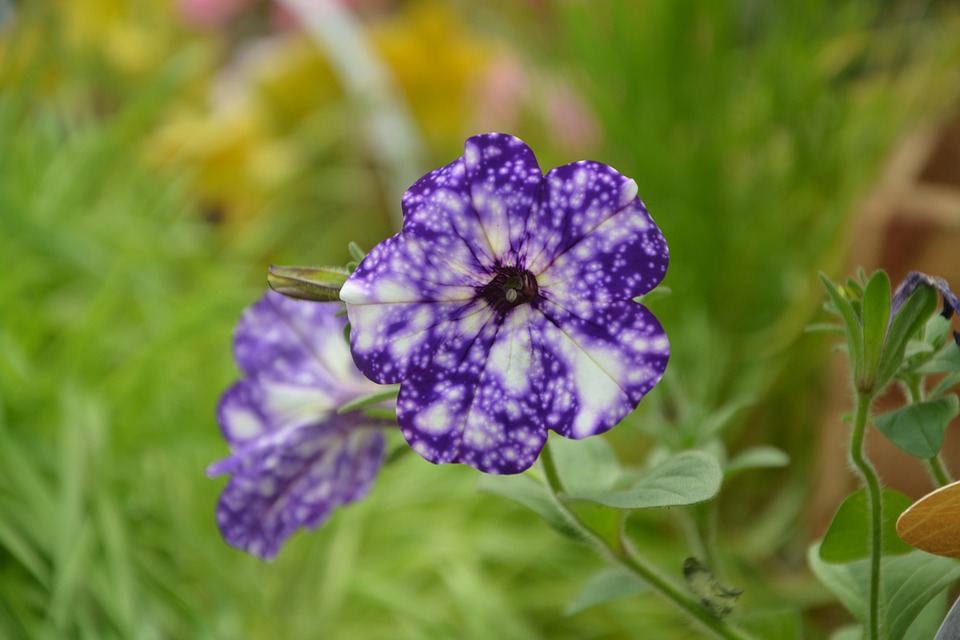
left=1, top=0, right=959, bottom=638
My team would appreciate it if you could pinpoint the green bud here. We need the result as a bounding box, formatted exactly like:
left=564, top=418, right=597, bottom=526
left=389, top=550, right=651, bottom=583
left=267, top=265, right=350, bottom=302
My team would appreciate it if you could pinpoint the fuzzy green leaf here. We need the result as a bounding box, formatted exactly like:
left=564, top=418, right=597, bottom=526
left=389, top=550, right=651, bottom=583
left=477, top=474, right=582, bottom=541
left=916, top=345, right=960, bottom=375
left=934, top=593, right=960, bottom=640
left=819, top=489, right=913, bottom=563
left=725, top=446, right=789, bottom=478
left=634, top=286, right=672, bottom=305
left=861, top=270, right=891, bottom=387
left=830, top=626, right=862, bottom=640
left=873, top=396, right=959, bottom=459
left=932, top=374, right=960, bottom=400
left=347, top=242, right=367, bottom=262
left=572, top=451, right=722, bottom=509
left=736, top=610, right=804, bottom=640
left=564, top=569, right=649, bottom=615
left=550, top=435, right=620, bottom=496
left=809, top=543, right=960, bottom=640
left=923, top=314, right=952, bottom=351
left=877, top=285, right=938, bottom=388
left=820, top=274, right=864, bottom=384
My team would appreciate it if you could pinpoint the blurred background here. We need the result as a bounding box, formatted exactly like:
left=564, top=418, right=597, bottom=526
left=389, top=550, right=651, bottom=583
left=1, top=1, right=959, bottom=638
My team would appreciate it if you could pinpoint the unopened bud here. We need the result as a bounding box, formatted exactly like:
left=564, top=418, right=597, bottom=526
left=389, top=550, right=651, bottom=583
left=267, top=265, right=350, bottom=302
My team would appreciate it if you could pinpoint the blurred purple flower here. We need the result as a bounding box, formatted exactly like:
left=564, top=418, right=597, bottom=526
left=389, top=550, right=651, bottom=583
left=208, top=291, right=391, bottom=559
left=340, top=133, right=669, bottom=475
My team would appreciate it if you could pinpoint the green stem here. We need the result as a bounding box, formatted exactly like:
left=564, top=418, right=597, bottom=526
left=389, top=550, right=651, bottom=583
left=850, top=392, right=882, bottom=640
left=540, top=443, right=755, bottom=640
left=926, top=455, right=953, bottom=487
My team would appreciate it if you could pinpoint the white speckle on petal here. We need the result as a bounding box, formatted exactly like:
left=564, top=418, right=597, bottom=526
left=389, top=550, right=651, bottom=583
left=226, top=408, right=262, bottom=441
left=415, top=402, right=455, bottom=435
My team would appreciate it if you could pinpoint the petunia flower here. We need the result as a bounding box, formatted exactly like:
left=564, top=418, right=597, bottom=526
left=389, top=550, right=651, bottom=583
left=891, top=272, right=960, bottom=346
left=208, top=290, right=392, bottom=559
left=340, top=132, right=669, bottom=474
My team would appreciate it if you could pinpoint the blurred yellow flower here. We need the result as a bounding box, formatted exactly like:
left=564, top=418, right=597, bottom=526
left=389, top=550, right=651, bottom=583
left=145, top=101, right=299, bottom=226
left=144, top=0, right=497, bottom=226
left=369, top=0, right=493, bottom=149
left=61, top=0, right=176, bottom=77
left=238, top=33, right=345, bottom=132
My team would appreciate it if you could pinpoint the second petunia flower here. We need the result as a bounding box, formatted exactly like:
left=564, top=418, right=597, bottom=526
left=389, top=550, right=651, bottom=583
left=340, top=133, right=669, bottom=474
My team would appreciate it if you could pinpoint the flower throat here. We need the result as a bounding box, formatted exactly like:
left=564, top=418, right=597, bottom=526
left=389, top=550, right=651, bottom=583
left=478, top=266, right=539, bottom=313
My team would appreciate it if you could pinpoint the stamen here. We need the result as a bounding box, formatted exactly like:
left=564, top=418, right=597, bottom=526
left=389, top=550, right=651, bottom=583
left=477, top=266, right=539, bottom=313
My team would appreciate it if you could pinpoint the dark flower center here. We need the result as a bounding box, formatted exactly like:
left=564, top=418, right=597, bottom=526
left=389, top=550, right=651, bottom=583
left=478, top=267, right=539, bottom=313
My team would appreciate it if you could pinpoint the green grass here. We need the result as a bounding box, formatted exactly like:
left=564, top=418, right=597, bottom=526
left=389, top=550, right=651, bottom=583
left=2, top=1, right=960, bottom=638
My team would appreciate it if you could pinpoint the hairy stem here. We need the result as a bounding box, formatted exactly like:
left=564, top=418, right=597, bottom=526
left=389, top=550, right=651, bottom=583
left=850, top=392, right=882, bottom=639
left=540, top=443, right=755, bottom=640
left=926, top=455, right=953, bottom=488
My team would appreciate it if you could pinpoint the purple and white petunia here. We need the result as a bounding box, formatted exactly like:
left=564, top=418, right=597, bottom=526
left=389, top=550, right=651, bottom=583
left=208, top=291, right=391, bottom=559
left=340, top=133, right=669, bottom=475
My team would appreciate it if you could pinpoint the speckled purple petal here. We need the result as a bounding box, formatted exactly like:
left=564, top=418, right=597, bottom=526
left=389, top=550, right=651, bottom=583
left=340, top=232, right=481, bottom=305
left=210, top=415, right=384, bottom=560
left=232, top=291, right=367, bottom=394
left=524, top=161, right=664, bottom=291
left=532, top=297, right=669, bottom=440
left=215, top=377, right=337, bottom=454
left=341, top=134, right=670, bottom=475
left=393, top=295, right=668, bottom=473
left=396, top=305, right=548, bottom=474
left=536, top=195, right=668, bottom=304
left=210, top=292, right=390, bottom=558
left=343, top=299, right=488, bottom=385
left=401, top=133, right=543, bottom=266
left=340, top=231, right=492, bottom=385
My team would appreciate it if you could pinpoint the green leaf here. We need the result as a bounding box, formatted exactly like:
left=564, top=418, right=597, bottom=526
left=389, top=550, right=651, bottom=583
left=916, top=345, right=960, bottom=375
left=805, top=322, right=846, bottom=335
left=911, top=592, right=947, bottom=640
left=336, top=386, right=400, bottom=414
left=902, top=338, right=935, bottom=364
left=347, top=241, right=367, bottom=262
left=819, top=489, right=914, bottom=563
left=809, top=543, right=960, bottom=640
left=564, top=569, right=649, bottom=615
left=931, top=374, right=960, bottom=400
left=876, top=285, right=938, bottom=388
left=699, top=396, right=754, bottom=440
left=873, top=396, right=959, bottom=459
left=571, top=451, right=722, bottom=509
left=725, top=446, right=789, bottom=478
left=267, top=264, right=350, bottom=302
left=923, top=314, right=952, bottom=351
left=736, top=609, right=804, bottom=640
left=477, top=473, right=582, bottom=541
left=830, top=626, right=862, bottom=640
left=820, top=274, right=864, bottom=384
left=361, top=407, right=396, bottom=421
left=549, top=435, right=620, bottom=495
left=634, top=286, right=671, bottom=305
left=861, top=270, right=891, bottom=386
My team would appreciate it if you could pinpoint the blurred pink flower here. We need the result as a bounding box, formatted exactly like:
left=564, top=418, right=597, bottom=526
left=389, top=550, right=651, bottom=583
left=178, top=0, right=256, bottom=28
left=474, top=53, right=600, bottom=155
left=473, top=54, right=527, bottom=134
left=545, top=81, right=600, bottom=154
